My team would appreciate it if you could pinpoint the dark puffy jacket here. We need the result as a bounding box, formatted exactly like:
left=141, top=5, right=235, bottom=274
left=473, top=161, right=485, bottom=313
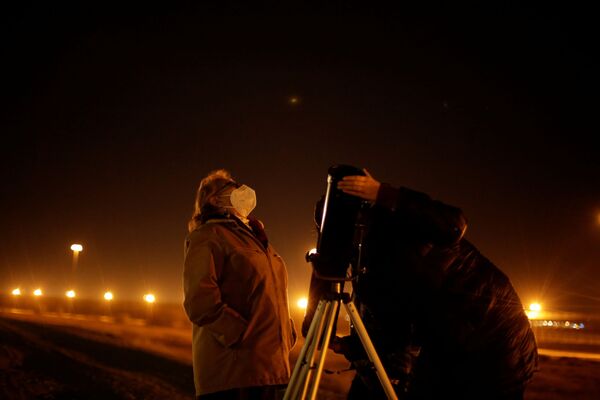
left=342, top=184, right=538, bottom=399
left=409, top=240, right=538, bottom=399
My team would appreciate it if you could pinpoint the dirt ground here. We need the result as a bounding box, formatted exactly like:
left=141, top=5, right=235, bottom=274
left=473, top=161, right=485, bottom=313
left=0, top=311, right=599, bottom=399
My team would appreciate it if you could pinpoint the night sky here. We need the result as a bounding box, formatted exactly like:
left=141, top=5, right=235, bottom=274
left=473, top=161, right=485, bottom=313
left=2, top=5, right=598, bottom=311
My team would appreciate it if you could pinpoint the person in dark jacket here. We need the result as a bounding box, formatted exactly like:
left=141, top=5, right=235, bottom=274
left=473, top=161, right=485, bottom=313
left=329, top=169, right=538, bottom=400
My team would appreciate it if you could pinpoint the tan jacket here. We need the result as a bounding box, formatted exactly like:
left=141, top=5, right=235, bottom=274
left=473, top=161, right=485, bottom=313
left=183, top=217, right=296, bottom=396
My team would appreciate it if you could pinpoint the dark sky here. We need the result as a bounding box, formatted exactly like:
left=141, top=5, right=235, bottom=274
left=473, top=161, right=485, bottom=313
left=1, top=5, right=598, bottom=311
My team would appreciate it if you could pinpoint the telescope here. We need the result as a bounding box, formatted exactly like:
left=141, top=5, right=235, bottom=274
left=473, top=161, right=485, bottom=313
left=286, top=165, right=398, bottom=400
left=302, top=164, right=368, bottom=336
left=308, top=164, right=369, bottom=279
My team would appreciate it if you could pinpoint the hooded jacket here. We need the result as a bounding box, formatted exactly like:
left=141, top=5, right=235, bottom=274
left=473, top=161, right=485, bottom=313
left=183, top=216, right=296, bottom=396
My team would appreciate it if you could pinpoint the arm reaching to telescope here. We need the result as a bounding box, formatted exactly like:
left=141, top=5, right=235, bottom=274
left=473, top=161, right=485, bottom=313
left=338, top=169, right=466, bottom=246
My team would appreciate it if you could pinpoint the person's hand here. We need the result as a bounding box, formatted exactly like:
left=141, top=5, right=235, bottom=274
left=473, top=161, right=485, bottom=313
left=337, top=169, right=381, bottom=202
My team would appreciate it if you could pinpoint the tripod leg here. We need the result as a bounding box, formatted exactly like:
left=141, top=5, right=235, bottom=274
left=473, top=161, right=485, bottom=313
left=344, top=301, right=398, bottom=400
left=298, top=301, right=332, bottom=399
left=285, top=298, right=331, bottom=400
left=307, top=298, right=340, bottom=400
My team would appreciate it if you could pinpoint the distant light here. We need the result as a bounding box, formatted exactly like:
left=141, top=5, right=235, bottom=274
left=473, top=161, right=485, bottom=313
left=289, top=96, right=300, bottom=105
left=71, top=244, right=83, bottom=252
left=529, top=303, right=542, bottom=312
left=65, top=290, right=76, bottom=298
left=297, top=297, right=308, bottom=310
left=12, top=288, right=21, bottom=296
left=104, top=291, right=113, bottom=301
left=143, top=294, right=156, bottom=303
left=33, top=288, right=43, bottom=296
left=525, top=310, right=540, bottom=320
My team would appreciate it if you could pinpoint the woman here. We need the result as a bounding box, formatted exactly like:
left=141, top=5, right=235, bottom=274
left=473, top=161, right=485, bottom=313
left=183, top=169, right=296, bottom=400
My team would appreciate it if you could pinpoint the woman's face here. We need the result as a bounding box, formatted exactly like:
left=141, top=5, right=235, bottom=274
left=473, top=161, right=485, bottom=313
left=209, top=185, right=246, bottom=219
left=209, top=185, right=234, bottom=207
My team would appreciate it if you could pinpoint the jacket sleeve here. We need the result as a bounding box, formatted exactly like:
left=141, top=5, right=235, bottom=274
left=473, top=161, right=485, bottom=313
left=183, top=232, right=248, bottom=347
left=376, top=183, right=467, bottom=246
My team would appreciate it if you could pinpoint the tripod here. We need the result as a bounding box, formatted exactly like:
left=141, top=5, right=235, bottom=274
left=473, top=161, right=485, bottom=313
left=284, top=281, right=398, bottom=400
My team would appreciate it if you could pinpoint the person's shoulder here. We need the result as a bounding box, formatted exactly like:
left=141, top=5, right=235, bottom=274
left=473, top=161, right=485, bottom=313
left=459, top=239, right=513, bottom=285
left=187, top=220, right=232, bottom=241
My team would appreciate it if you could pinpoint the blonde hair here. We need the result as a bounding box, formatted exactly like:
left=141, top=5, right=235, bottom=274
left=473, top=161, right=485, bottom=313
left=188, top=169, right=236, bottom=232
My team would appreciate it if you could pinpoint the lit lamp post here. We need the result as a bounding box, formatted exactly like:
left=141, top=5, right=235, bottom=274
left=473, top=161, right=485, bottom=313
left=70, top=244, right=83, bottom=272
left=69, top=244, right=82, bottom=297
left=143, top=293, right=156, bottom=322
left=33, top=288, right=43, bottom=313
left=65, top=289, right=76, bottom=313
left=526, top=302, right=542, bottom=320
left=11, top=288, right=21, bottom=309
left=297, top=297, right=308, bottom=310
left=103, top=291, right=114, bottom=316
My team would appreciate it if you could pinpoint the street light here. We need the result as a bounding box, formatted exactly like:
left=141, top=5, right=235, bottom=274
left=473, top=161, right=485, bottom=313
left=526, top=302, right=542, bottom=320
left=104, top=291, right=114, bottom=301
left=33, top=288, right=43, bottom=296
left=143, top=293, right=156, bottom=322
left=70, top=244, right=83, bottom=272
left=297, top=297, right=308, bottom=310
left=143, top=293, right=156, bottom=303
left=70, top=244, right=83, bottom=252
left=65, top=290, right=76, bottom=298
left=12, top=288, right=21, bottom=296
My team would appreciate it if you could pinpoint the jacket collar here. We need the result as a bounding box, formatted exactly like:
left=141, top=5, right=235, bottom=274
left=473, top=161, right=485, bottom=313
left=204, top=215, right=269, bottom=249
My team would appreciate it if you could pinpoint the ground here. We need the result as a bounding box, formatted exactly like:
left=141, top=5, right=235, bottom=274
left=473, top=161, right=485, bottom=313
left=0, top=311, right=598, bottom=399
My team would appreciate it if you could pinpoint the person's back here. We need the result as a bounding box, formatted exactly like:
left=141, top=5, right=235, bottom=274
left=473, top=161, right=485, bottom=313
left=408, top=240, right=538, bottom=399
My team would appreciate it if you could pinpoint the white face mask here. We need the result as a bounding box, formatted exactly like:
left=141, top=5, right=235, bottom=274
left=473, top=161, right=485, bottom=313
left=219, top=184, right=257, bottom=218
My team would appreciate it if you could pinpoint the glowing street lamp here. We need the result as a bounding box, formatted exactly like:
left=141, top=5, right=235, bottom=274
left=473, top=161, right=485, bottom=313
left=12, top=288, right=21, bottom=296
left=70, top=243, right=83, bottom=275
left=297, top=297, right=308, bottom=310
left=525, top=302, right=542, bottom=319
left=70, top=244, right=83, bottom=252
left=65, top=290, right=76, bottom=298
left=104, top=291, right=114, bottom=301
left=143, top=293, right=156, bottom=304
left=33, top=288, right=43, bottom=297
